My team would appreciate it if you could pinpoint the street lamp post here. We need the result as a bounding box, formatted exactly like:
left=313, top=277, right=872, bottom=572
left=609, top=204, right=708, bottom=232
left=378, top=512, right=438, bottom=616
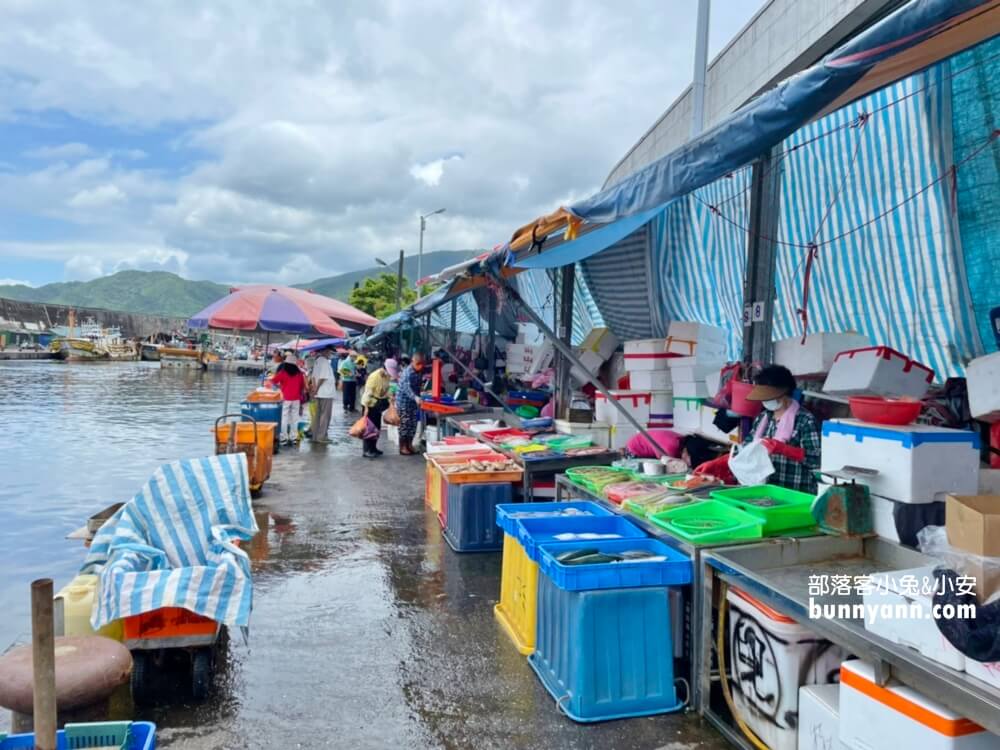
left=417, top=208, right=446, bottom=285
left=375, top=249, right=406, bottom=312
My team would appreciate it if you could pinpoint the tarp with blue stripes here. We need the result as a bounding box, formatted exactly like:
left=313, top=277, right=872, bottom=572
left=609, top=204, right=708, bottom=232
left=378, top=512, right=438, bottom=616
left=83, top=454, right=258, bottom=629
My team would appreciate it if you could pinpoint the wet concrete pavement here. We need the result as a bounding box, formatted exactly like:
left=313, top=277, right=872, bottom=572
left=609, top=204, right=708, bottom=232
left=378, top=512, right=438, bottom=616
left=137, top=418, right=730, bottom=749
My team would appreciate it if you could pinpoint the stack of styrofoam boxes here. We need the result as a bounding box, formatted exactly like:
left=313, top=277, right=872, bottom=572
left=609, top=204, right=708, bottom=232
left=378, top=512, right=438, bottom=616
left=774, top=332, right=870, bottom=377
left=819, top=419, right=980, bottom=543
left=664, top=322, right=728, bottom=440
left=623, top=338, right=674, bottom=433
left=594, top=390, right=652, bottom=450
left=505, top=323, right=554, bottom=378
left=571, top=327, right=619, bottom=385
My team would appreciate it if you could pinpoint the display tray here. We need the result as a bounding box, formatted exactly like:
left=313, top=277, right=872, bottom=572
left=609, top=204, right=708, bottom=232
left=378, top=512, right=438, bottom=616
left=705, top=535, right=1000, bottom=735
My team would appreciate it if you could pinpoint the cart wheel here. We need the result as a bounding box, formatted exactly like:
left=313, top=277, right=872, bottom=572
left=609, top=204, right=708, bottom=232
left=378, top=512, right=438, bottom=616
left=131, top=651, right=150, bottom=704
left=191, top=648, right=213, bottom=701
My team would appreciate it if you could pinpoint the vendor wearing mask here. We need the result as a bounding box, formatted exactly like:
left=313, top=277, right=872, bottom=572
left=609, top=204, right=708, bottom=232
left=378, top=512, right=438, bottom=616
left=695, top=364, right=821, bottom=494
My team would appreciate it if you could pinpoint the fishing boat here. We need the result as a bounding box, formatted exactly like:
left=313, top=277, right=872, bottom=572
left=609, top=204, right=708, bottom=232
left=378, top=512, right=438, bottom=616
left=50, top=336, right=109, bottom=361
left=49, top=316, right=139, bottom=361
left=140, top=343, right=162, bottom=361
left=160, top=340, right=219, bottom=369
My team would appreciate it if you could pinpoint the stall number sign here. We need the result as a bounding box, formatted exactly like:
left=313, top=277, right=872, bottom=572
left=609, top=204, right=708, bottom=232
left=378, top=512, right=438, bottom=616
left=743, top=302, right=766, bottom=327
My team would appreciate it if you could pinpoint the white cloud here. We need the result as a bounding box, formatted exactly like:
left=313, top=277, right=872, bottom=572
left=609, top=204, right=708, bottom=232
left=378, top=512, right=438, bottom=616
left=67, top=183, right=126, bottom=209
left=0, top=0, right=767, bottom=284
left=409, top=155, right=462, bottom=187
left=24, top=142, right=93, bottom=160
left=0, top=278, right=34, bottom=287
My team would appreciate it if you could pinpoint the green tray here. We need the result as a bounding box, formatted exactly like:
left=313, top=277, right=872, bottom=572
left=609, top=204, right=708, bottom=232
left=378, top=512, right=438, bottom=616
left=648, top=499, right=763, bottom=544
left=565, top=466, right=635, bottom=494
left=710, top=485, right=817, bottom=534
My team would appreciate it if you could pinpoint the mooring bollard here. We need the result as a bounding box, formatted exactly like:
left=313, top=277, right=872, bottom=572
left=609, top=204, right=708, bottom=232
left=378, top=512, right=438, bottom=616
left=31, top=578, right=57, bottom=750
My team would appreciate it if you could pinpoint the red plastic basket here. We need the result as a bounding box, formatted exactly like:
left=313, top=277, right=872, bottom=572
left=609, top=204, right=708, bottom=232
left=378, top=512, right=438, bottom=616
left=848, top=396, right=922, bottom=425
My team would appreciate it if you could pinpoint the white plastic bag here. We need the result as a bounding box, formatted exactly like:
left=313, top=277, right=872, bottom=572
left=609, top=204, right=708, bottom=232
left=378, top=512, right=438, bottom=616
left=729, top=440, right=775, bottom=487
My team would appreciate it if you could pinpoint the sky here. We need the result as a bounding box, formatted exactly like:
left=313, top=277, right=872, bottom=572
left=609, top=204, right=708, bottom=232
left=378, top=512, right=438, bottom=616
left=0, top=0, right=764, bottom=287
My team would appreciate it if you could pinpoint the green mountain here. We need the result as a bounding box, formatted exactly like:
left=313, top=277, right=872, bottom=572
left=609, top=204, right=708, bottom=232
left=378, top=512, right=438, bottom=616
left=0, top=250, right=479, bottom=317
left=294, top=250, right=476, bottom=299
left=0, top=270, right=230, bottom=318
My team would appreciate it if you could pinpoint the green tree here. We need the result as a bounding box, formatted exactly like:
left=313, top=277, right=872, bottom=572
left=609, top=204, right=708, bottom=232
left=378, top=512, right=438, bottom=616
left=348, top=273, right=418, bottom=319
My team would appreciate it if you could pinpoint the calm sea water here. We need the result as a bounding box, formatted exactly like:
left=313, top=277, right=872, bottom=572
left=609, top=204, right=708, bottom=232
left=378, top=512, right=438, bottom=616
left=0, top=360, right=259, bottom=651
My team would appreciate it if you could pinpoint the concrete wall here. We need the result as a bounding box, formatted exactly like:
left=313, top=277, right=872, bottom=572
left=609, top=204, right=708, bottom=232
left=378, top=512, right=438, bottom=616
left=604, top=0, right=899, bottom=187
left=0, top=297, right=186, bottom=339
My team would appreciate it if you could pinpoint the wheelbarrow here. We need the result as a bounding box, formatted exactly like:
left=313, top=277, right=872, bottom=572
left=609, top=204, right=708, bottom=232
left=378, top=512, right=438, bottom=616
left=214, top=413, right=273, bottom=497
left=124, top=606, right=224, bottom=703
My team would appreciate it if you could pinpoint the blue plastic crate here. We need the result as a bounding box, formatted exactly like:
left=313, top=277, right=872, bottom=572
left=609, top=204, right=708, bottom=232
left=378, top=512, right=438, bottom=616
left=537, top=538, right=692, bottom=591
left=0, top=722, right=156, bottom=749
left=495, top=501, right=612, bottom=538
left=442, top=481, right=511, bottom=552
left=529, top=574, right=682, bottom=722
left=517, top=515, right=646, bottom=562
left=241, top=400, right=282, bottom=428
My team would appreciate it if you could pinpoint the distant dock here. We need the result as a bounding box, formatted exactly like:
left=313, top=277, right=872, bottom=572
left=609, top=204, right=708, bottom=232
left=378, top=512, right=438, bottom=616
left=0, top=351, right=58, bottom=360
left=206, top=359, right=268, bottom=377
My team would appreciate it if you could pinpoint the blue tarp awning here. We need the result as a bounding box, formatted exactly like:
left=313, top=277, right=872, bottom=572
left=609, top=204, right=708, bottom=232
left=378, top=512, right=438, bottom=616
left=513, top=205, right=666, bottom=269
left=570, top=0, right=999, bottom=223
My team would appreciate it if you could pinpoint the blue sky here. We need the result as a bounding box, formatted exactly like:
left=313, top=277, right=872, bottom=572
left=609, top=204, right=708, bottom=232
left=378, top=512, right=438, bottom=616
left=0, top=1, right=763, bottom=287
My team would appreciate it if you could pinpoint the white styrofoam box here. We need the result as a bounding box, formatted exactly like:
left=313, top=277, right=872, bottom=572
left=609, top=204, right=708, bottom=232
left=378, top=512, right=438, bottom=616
left=650, top=390, right=673, bottom=416
left=578, top=327, right=619, bottom=363
left=669, top=362, right=721, bottom=384
left=823, top=346, right=935, bottom=398
left=967, top=351, right=1000, bottom=423
left=387, top=424, right=400, bottom=445
left=629, top=369, right=673, bottom=391
left=664, top=336, right=728, bottom=359
left=774, top=332, right=870, bottom=376
left=527, top=340, right=554, bottom=376
left=705, top=368, right=723, bottom=397
left=672, top=397, right=703, bottom=434
left=607, top=352, right=629, bottom=389
left=623, top=339, right=676, bottom=371
left=821, top=419, right=980, bottom=503
left=863, top=565, right=966, bottom=671
left=555, top=419, right=611, bottom=449
left=869, top=493, right=900, bottom=542
left=667, top=321, right=728, bottom=346
left=728, top=587, right=848, bottom=750
left=424, top=424, right=440, bottom=444
left=609, top=423, right=639, bottom=451
left=840, top=659, right=1000, bottom=750
left=516, top=322, right=543, bottom=346
left=594, top=390, right=651, bottom=426
left=799, top=684, right=848, bottom=750
left=673, top=380, right=709, bottom=398
left=701, top=404, right=738, bottom=444
left=981, top=469, right=1000, bottom=495
left=570, top=349, right=604, bottom=384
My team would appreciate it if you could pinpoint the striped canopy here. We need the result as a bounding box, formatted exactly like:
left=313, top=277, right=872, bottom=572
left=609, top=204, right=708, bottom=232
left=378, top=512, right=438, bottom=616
left=235, top=285, right=378, bottom=329
left=188, top=286, right=347, bottom=336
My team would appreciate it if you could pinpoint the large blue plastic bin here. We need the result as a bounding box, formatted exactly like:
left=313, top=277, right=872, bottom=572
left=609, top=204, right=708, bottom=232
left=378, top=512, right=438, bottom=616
left=517, top=515, right=645, bottom=562
left=537, top=538, right=692, bottom=591
left=0, top=722, right=156, bottom=749
left=528, top=573, right=684, bottom=722
left=241, top=400, right=282, bottom=433
left=442, top=481, right=511, bottom=552
left=495, top=501, right=612, bottom=537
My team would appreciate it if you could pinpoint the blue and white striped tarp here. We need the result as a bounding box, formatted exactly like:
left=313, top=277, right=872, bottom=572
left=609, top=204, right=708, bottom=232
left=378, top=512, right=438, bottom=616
left=82, top=454, right=258, bottom=629
left=515, top=266, right=599, bottom=345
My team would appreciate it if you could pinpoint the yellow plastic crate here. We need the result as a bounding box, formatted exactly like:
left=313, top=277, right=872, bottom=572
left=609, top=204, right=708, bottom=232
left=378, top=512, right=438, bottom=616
left=493, top=532, right=538, bottom=655
left=425, top=459, right=444, bottom=514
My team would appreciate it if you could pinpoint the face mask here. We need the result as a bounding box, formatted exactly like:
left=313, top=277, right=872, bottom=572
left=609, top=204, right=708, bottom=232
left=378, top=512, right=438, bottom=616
left=762, top=398, right=783, bottom=412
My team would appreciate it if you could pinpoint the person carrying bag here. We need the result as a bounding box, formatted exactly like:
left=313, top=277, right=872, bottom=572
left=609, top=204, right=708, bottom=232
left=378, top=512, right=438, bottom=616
left=358, top=358, right=399, bottom=458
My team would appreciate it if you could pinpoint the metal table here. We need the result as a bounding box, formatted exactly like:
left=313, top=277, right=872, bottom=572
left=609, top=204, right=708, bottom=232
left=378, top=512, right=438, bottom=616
left=698, top=536, right=1000, bottom=745
left=554, top=474, right=820, bottom=714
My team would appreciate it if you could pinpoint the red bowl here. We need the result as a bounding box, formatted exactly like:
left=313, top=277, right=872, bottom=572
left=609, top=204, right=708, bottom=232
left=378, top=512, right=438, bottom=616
left=848, top=396, right=922, bottom=426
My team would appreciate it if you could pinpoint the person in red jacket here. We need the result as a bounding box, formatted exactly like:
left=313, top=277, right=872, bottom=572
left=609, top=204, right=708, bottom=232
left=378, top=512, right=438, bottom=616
left=272, top=353, right=308, bottom=445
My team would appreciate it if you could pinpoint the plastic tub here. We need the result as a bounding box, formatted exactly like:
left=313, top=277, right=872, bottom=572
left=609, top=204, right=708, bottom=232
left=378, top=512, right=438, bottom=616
left=564, top=466, right=635, bottom=493
left=649, top=499, right=763, bottom=544
left=529, top=574, right=682, bottom=722
left=0, top=722, right=157, bottom=750
left=442, top=481, right=510, bottom=553
left=517, top=515, right=646, bottom=562
left=494, top=532, right=539, bottom=654
left=537, top=538, right=692, bottom=591
left=495, top=501, right=612, bottom=537
left=710, top=485, right=816, bottom=534
left=730, top=380, right=763, bottom=418
left=623, top=493, right=692, bottom=517
left=848, top=395, right=922, bottom=425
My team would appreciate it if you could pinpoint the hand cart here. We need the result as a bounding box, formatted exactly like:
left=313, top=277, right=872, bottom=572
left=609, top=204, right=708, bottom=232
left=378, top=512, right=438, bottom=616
left=214, top=413, right=272, bottom=497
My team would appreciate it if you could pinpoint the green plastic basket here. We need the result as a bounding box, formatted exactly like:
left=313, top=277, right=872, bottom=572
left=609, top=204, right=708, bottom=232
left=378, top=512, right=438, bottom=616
left=565, top=466, right=635, bottom=493
left=710, top=485, right=817, bottom=534
left=649, top=499, right=763, bottom=544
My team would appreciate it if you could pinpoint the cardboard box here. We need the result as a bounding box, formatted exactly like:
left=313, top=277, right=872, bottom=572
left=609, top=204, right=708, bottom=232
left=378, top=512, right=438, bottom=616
left=946, top=494, right=1000, bottom=557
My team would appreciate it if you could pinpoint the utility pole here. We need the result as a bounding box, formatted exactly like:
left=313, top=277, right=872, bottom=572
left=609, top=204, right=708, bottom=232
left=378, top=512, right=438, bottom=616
left=395, top=249, right=404, bottom=312
left=417, top=208, right=446, bottom=285
left=691, top=0, right=711, bottom=138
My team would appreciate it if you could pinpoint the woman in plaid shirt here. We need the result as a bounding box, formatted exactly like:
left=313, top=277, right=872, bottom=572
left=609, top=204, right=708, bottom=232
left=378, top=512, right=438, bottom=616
left=696, top=365, right=821, bottom=493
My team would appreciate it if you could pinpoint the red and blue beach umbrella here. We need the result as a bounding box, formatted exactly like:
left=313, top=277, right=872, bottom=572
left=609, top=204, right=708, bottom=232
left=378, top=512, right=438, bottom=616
left=188, top=286, right=347, bottom=337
